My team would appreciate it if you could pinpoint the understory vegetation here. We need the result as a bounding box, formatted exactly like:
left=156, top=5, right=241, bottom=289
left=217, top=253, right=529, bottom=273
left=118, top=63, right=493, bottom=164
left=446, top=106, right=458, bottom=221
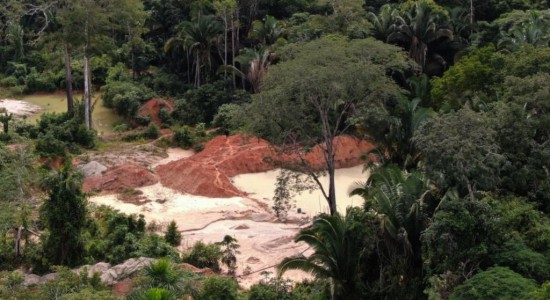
left=1, top=0, right=550, bottom=299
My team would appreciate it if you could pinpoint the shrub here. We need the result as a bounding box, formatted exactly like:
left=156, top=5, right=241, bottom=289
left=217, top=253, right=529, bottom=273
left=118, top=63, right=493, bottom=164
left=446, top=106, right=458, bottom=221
left=144, top=123, right=160, bottom=139
left=0, top=76, right=17, bottom=87
left=101, top=81, right=156, bottom=117
left=159, top=107, right=172, bottom=125
left=173, top=126, right=195, bottom=148
left=183, top=241, right=221, bottom=272
left=199, top=276, right=239, bottom=300
left=450, top=267, right=537, bottom=300
left=171, top=81, right=251, bottom=125
left=164, top=221, right=182, bottom=247
left=212, top=103, right=247, bottom=133
left=35, top=132, right=67, bottom=157
left=248, top=275, right=293, bottom=300
left=136, top=235, right=181, bottom=262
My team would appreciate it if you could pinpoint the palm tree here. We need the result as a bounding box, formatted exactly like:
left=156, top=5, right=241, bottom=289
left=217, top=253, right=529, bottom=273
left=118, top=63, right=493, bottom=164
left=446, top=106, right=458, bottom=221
left=278, top=211, right=366, bottom=299
left=219, top=47, right=272, bottom=92
left=135, top=259, right=199, bottom=299
left=165, top=15, right=222, bottom=87
left=388, top=1, right=453, bottom=70
left=366, top=96, right=434, bottom=170
left=351, top=165, right=436, bottom=260
left=216, top=235, right=240, bottom=276
left=367, top=4, right=398, bottom=42
left=249, top=15, right=283, bottom=46
left=498, top=11, right=550, bottom=52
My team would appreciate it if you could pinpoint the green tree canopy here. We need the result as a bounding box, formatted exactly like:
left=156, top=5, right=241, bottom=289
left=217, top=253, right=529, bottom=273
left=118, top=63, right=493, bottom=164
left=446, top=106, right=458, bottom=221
left=241, top=35, right=411, bottom=215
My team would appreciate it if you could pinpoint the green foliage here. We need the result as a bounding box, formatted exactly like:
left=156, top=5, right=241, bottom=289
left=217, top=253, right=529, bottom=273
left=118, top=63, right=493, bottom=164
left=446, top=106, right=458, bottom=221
left=248, top=273, right=293, bottom=300
left=30, top=110, right=96, bottom=157
left=431, top=46, right=498, bottom=111
left=172, top=126, right=196, bottom=148
left=172, top=81, right=250, bottom=126
left=212, top=103, right=247, bottom=133
left=414, top=108, right=504, bottom=197
left=531, top=282, right=550, bottom=300
left=491, top=239, right=550, bottom=283
left=422, top=197, right=503, bottom=277
left=145, top=123, right=160, bottom=139
left=199, top=275, right=239, bottom=300
left=40, top=165, right=88, bottom=267
left=101, top=81, right=156, bottom=118
left=279, top=208, right=376, bottom=299
left=217, top=235, right=240, bottom=275
left=450, top=267, right=537, bottom=300
left=183, top=241, right=222, bottom=272
left=0, top=146, right=37, bottom=202
left=164, top=221, right=182, bottom=247
left=86, top=206, right=179, bottom=264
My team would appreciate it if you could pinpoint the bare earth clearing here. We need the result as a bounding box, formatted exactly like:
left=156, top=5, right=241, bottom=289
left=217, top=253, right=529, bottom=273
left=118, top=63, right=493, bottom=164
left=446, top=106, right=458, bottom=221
left=85, top=136, right=371, bottom=287
left=0, top=99, right=42, bottom=117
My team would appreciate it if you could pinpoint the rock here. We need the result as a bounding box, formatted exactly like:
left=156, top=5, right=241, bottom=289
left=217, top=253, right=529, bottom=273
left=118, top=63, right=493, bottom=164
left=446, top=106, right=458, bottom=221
left=246, top=257, right=261, bottom=264
left=100, top=257, right=155, bottom=285
left=83, top=164, right=158, bottom=193
left=23, top=274, right=41, bottom=287
left=77, top=262, right=111, bottom=277
left=79, top=161, right=107, bottom=178
left=181, top=263, right=215, bottom=276
left=232, top=224, right=250, bottom=230
left=249, top=213, right=273, bottom=222
left=40, top=273, right=58, bottom=283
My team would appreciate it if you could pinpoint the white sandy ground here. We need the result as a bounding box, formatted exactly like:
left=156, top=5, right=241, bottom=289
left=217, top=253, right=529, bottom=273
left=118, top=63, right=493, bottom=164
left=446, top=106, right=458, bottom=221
left=88, top=149, right=369, bottom=288
left=232, top=165, right=368, bottom=216
left=151, top=148, right=195, bottom=168
left=0, top=99, right=42, bottom=117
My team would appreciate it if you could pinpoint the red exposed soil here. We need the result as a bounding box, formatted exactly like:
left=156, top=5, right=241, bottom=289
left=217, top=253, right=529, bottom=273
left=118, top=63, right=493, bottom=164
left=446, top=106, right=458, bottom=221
left=112, top=278, right=132, bottom=297
left=84, top=163, right=158, bottom=193
left=135, top=98, right=173, bottom=126
left=155, top=134, right=374, bottom=198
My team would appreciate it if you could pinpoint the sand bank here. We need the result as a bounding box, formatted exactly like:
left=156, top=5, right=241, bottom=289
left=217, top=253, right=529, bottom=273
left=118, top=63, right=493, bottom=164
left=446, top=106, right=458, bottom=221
left=0, top=99, right=41, bottom=117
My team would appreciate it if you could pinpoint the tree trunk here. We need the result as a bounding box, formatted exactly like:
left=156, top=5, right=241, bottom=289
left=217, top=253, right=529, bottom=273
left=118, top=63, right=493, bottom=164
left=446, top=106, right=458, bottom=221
left=231, top=13, right=236, bottom=88
left=224, top=11, right=228, bottom=83
left=83, top=55, right=92, bottom=129
left=64, top=43, right=74, bottom=114
left=326, top=140, right=337, bottom=216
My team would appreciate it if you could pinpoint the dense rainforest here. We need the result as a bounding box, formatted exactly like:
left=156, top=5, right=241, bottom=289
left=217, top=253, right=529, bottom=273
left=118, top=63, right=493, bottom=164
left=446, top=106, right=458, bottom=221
left=0, top=0, right=549, bottom=299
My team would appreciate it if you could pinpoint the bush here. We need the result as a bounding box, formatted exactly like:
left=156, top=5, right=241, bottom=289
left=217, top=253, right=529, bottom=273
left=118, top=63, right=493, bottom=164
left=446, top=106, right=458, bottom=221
left=183, top=241, right=221, bottom=272
left=101, top=81, right=156, bottom=118
left=171, top=81, right=251, bottom=125
left=136, top=235, right=180, bottom=262
left=212, top=103, right=247, bottom=134
left=450, top=267, right=537, bottom=300
left=164, top=221, right=182, bottom=247
left=491, top=239, right=550, bottom=283
left=159, top=107, right=172, bottom=124
left=173, top=126, right=195, bottom=148
left=199, top=276, right=239, bottom=300
left=25, top=67, right=56, bottom=92
left=35, top=132, right=67, bottom=157
left=248, top=275, right=293, bottom=300
left=144, top=123, right=160, bottom=139
left=0, top=76, right=17, bottom=87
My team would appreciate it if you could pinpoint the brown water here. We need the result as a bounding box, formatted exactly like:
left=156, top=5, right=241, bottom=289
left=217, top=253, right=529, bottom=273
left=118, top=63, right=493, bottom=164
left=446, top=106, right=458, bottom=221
left=22, top=93, right=121, bottom=135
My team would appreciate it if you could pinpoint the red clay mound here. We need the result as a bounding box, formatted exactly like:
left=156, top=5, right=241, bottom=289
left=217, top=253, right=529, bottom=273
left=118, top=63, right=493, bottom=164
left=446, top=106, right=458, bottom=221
left=136, top=98, right=173, bottom=126
left=156, top=135, right=275, bottom=198
left=84, top=163, right=158, bottom=193
left=155, top=134, right=375, bottom=198
left=302, top=136, right=375, bottom=170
